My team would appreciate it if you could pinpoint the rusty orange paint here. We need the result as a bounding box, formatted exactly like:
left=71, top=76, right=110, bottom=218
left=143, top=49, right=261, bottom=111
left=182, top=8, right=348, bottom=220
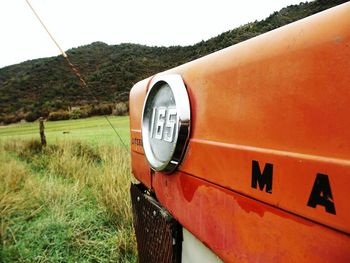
left=129, top=3, right=350, bottom=262
left=129, top=78, right=152, bottom=187
left=153, top=171, right=350, bottom=263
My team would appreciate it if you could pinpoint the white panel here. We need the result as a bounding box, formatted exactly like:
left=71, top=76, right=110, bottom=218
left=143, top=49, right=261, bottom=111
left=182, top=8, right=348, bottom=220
left=182, top=228, right=223, bottom=263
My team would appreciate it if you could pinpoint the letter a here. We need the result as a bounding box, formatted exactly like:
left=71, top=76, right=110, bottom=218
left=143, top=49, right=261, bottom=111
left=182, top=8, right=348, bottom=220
left=307, top=173, right=336, bottom=215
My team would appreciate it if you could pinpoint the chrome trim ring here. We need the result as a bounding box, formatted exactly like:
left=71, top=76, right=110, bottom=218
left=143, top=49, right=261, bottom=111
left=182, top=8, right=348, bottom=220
left=141, top=74, right=191, bottom=173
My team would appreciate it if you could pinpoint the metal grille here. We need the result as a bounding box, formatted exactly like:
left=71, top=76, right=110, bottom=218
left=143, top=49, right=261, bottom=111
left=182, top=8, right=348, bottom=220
left=131, top=183, right=182, bottom=263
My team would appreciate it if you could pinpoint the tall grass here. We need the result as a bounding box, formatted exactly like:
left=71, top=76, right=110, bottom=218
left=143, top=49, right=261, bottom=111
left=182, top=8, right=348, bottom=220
left=0, top=139, right=136, bottom=262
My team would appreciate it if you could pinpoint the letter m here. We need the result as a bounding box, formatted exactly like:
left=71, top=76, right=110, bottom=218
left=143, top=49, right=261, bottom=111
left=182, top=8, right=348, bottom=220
left=251, top=160, right=273, bottom=194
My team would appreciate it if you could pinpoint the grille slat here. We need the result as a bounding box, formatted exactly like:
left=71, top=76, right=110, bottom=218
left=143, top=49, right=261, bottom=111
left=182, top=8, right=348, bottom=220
left=131, top=183, right=182, bottom=263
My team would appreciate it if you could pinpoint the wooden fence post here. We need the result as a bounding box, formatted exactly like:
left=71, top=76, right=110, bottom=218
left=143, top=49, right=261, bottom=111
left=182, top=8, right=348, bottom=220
left=39, top=117, right=46, bottom=147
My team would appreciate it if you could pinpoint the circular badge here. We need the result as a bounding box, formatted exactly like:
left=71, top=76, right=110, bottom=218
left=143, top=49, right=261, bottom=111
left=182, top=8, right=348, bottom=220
left=141, top=74, right=191, bottom=173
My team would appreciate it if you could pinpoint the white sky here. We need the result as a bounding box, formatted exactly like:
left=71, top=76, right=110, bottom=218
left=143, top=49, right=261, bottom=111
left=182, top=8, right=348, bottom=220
left=0, top=0, right=307, bottom=68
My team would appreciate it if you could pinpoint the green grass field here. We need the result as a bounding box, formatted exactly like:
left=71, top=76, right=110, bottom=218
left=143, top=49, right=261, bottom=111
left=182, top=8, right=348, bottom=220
left=0, top=116, right=136, bottom=262
left=0, top=116, right=130, bottom=146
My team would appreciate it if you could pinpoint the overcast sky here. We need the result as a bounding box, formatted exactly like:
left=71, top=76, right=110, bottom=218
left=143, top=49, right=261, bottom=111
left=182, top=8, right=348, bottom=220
left=0, top=0, right=307, bottom=68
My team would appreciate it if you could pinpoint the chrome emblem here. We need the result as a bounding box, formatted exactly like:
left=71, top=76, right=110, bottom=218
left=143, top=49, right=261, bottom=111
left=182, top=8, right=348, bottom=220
left=142, top=74, right=191, bottom=173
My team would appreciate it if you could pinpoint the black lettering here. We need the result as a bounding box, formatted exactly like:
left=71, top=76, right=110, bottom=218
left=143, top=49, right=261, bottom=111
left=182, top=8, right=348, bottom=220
left=307, top=173, right=336, bottom=215
left=251, top=160, right=273, bottom=194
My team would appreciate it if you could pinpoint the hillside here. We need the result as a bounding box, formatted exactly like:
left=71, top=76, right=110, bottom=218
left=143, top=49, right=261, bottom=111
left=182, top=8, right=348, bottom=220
left=0, top=0, right=347, bottom=124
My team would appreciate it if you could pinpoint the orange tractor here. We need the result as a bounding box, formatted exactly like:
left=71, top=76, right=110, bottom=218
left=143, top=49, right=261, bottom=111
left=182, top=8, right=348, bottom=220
left=129, top=3, right=350, bottom=262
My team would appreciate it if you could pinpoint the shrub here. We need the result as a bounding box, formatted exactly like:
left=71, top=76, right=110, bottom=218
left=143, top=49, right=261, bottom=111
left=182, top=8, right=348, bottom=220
left=89, top=104, right=113, bottom=116
left=24, top=111, right=39, bottom=122
left=69, top=109, right=82, bottom=119
left=114, top=102, right=128, bottom=116
left=47, top=110, right=70, bottom=121
left=80, top=109, right=89, bottom=118
left=3, top=114, right=20, bottom=125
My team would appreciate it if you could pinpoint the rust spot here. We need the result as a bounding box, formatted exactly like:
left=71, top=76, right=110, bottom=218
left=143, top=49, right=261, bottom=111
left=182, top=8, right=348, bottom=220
left=235, top=196, right=266, bottom=218
left=180, top=173, right=200, bottom=203
left=334, top=36, right=343, bottom=43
